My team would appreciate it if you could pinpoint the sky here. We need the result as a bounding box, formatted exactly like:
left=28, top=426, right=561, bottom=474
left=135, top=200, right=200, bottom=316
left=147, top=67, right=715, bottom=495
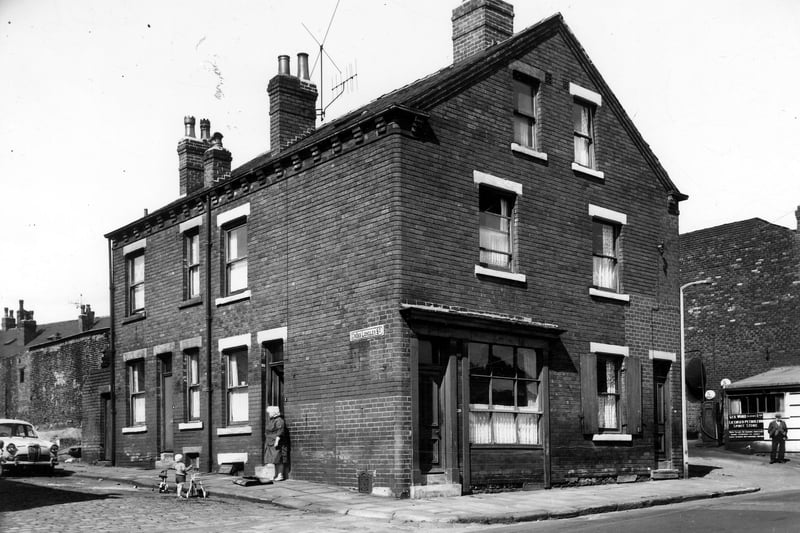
left=2, top=0, right=799, bottom=323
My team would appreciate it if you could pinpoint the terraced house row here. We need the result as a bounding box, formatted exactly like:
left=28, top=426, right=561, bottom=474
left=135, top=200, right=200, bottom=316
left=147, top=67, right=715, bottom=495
left=104, top=0, right=687, bottom=498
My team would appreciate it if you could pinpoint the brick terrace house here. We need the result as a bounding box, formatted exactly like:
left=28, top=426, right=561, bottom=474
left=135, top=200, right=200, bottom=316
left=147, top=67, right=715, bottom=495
left=680, top=215, right=800, bottom=444
left=105, top=0, right=686, bottom=497
left=0, top=301, right=110, bottom=462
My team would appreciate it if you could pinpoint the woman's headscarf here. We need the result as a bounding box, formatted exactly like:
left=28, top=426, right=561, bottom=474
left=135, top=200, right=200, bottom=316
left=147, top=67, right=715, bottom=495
left=267, top=406, right=281, bottom=418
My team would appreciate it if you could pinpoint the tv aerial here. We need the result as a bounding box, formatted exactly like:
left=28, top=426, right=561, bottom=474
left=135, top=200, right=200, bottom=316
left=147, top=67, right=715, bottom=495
left=302, top=0, right=358, bottom=121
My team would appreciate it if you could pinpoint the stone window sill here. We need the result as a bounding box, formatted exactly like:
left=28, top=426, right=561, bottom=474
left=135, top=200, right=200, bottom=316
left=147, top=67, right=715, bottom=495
left=475, top=265, right=526, bottom=283
left=572, top=162, right=605, bottom=180
left=122, top=426, right=147, bottom=434
left=216, top=425, right=252, bottom=436
left=179, top=298, right=203, bottom=310
left=122, top=312, right=146, bottom=325
left=215, top=290, right=251, bottom=307
left=589, top=288, right=630, bottom=302
left=179, top=421, right=203, bottom=431
left=592, top=433, right=632, bottom=442
left=510, top=143, right=548, bottom=162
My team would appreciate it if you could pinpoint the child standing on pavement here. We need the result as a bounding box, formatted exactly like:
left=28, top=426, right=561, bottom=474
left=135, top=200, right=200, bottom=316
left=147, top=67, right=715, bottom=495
left=173, top=454, right=192, bottom=498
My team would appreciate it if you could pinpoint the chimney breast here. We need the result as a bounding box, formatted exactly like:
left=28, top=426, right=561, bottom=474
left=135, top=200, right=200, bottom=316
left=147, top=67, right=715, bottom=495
left=178, top=116, right=206, bottom=196
left=452, top=0, right=514, bottom=63
left=268, top=53, right=318, bottom=153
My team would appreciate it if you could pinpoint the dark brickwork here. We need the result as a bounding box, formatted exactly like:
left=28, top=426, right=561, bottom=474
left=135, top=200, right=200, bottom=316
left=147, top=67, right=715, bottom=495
left=680, top=218, right=800, bottom=432
left=0, top=329, right=109, bottom=461
left=107, top=12, right=683, bottom=494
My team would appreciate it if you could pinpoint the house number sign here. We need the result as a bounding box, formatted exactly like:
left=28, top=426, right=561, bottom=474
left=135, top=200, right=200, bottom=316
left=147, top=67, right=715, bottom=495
left=349, top=324, right=385, bottom=342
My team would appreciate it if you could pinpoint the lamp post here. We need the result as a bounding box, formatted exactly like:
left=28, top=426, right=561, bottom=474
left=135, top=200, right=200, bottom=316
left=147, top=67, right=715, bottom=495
left=680, top=278, right=712, bottom=479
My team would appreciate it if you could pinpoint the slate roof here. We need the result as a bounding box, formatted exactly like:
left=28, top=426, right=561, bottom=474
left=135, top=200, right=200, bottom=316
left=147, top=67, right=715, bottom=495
left=726, top=366, right=800, bottom=391
left=681, top=218, right=790, bottom=244
left=108, top=11, right=683, bottom=239
left=233, top=13, right=682, bottom=199
left=0, top=316, right=110, bottom=359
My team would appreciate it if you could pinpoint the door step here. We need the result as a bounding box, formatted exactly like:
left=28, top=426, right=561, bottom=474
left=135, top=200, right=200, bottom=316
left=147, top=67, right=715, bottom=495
left=410, top=483, right=462, bottom=499
left=651, top=468, right=679, bottom=480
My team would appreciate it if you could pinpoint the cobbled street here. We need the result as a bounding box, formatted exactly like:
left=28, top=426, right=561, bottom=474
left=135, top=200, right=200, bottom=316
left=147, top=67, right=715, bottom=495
left=0, top=472, right=485, bottom=533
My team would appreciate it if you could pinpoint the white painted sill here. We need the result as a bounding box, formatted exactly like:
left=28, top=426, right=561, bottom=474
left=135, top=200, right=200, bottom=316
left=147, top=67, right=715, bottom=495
left=216, top=425, right=252, bottom=436
left=475, top=265, right=527, bottom=283
left=215, top=290, right=251, bottom=307
left=178, top=421, right=203, bottom=431
left=589, top=288, right=630, bottom=302
left=121, top=426, right=147, bottom=434
left=510, top=143, right=548, bottom=162
left=592, top=434, right=632, bottom=442
left=571, top=162, right=605, bottom=180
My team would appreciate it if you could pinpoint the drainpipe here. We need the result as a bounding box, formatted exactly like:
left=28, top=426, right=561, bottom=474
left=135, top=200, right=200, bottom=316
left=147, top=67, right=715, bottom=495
left=107, top=237, right=117, bottom=465
left=205, top=193, right=214, bottom=473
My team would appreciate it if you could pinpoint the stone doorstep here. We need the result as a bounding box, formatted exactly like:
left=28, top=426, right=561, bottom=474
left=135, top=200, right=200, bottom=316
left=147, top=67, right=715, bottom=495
left=409, top=483, right=462, bottom=499
left=650, top=469, right=680, bottom=480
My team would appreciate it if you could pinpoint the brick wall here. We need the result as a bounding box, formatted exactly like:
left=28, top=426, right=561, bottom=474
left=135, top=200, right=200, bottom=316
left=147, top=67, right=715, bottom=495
left=681, top=219, right=800, bottom=431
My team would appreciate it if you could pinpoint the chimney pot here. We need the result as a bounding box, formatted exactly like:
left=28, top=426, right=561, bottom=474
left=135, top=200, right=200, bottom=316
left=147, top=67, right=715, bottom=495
left=297, top=52, right=310, bottom=80
left=184, top=116, right=196, bottom=138
left=200, top=119, right=211, bottom=142
left=278, top=54, right=291, bottom=76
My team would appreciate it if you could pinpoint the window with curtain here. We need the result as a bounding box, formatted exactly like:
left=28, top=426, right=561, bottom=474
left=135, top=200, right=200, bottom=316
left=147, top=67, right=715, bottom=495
left=513, top=74, right=538, bottom=149
left=128, top=359, right=146, bottom=425
left=265, top=341, right=285, bottom=411
left=185, top=231, right=200, bottom=299
left=573, top=100, right=596, bottom=168
left=224, top=223, right=248, bottom=295
left=479, top=187, right=515, bottom=271
left=186, top=350, right=200, bottom=420
left=597, top=355, right=621, bottom=430
left=592, top=220, right=619, bottom=291
left=127, top=252, right=145, bottom=314
left=469, top=343, right=541, bottom=445
left=226, top=348, right=248, bottom=424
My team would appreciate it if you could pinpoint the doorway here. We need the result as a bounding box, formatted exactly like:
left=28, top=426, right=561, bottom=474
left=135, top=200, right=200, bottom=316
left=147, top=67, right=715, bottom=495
left=416, top=339, right=456, bottom=483
left=101, top=393, right=112, bottom=462
left=160, top=355, right=174, bottom=453
left=654, top=361, right=672, bottom=469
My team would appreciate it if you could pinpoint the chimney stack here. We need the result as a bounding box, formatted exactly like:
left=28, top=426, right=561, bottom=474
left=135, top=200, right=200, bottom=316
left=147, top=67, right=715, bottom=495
left=268, top=53, right=318, bottom=154
left=452, top=0, right=514, bottom=63
left=178, top=116, right=207, bottom=196
left=1, top=308, right=15, bottom=331
left=203, top=130, right=232, bottom=185
left=16, top=300, right=37, bottom=345
left=78, top=304, right=95, bottom=333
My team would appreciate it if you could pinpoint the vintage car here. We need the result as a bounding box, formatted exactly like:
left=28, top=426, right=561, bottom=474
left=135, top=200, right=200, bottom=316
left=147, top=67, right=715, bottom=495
left=0, top=418, right=58, bottom=475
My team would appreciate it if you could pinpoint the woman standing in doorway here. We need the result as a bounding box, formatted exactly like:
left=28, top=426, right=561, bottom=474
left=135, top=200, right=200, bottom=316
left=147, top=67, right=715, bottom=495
left=264, top=406, right=288, bottom=481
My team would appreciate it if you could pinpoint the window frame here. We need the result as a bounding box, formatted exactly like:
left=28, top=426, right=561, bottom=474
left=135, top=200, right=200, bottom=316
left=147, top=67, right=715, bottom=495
left=185, top=350, right=201, bottom=421
left=185, top=229, right=201, bottom=300
left=126, top=251, right=145, bottom=315
left=580, top=343, right=641, bottom=439
left=512, top=72, right=539, bottom=151
left=588, top=205, right=629, bottom=302
left=467, top=342, right=543, bottom=446
left=223, top=221, right=248, bottom=296
left=569, top=83, right=604, bottom=179
left=592, top=219, right=620, bottom=292
left=224, top=347, right=249, bottom=425
left=127, top=359, right=146, bottom=426
left=473, top=171, right=526, bottom=283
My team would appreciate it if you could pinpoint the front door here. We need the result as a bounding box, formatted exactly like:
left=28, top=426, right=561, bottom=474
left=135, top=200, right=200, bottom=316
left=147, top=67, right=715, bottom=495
left=419, top=367, right=445, bottom=474
left=101, top=394, right=112, bottom=461
left=654, top=361, right=672, bottom=469
left=160, top=356, right=174, bottom=453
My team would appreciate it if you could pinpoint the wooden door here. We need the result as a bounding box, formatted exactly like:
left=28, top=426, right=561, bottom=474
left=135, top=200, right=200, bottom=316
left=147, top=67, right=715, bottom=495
left=161, top=356, right=174, bottom=452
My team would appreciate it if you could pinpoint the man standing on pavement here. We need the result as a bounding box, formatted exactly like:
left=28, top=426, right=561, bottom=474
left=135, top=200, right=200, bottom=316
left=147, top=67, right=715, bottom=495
left=768, top=413, right=788, bottom=464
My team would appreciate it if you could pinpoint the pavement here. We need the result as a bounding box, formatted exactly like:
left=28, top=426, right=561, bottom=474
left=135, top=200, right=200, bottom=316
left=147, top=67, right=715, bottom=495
left=58, top=440, right=792, bottom=525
